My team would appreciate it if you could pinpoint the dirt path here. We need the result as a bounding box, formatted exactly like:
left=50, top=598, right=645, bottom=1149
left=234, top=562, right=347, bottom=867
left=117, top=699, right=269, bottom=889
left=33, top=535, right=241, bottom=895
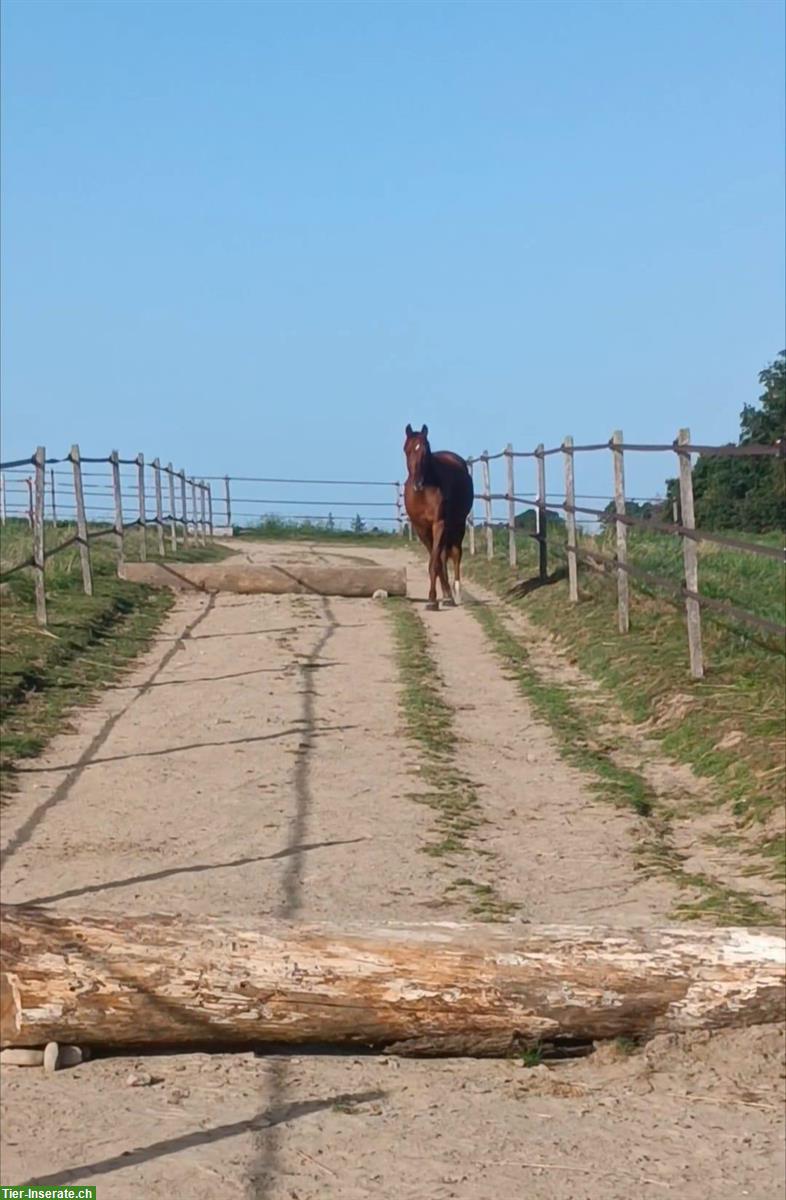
left=1, top=540, right=783, bottom=1199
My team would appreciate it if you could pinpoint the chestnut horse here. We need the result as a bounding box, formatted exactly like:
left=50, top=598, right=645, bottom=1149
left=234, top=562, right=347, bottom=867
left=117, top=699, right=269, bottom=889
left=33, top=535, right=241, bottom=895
left=403, top=423, right=474, bottom=610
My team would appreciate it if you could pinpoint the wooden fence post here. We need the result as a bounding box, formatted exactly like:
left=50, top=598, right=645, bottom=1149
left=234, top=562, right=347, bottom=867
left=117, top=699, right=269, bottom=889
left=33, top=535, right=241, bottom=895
left=153, top=458, right=166, bottom=557
left=110, top=450, right=125, bottom=567
left=207, top=483, right=214, bottom=539
left=166, top=463, right=178, bottom=552
left=535, top=444, right=547, bottom=581
left=180, top=470, right=190, bottom=545
left=224, top=475, right=232, bottom=531
left=33, top=447, right=47, bottom=627
left=611, top=431, right=630, bottom=634
left=563, top=436, right=578, bottom=603
left=505, top=444, right=517, bottom=568
left=190, top=478, right=199, bottom=544
left=467, top=458, right=475, bottom=556
left=199, top=483, right=207, bottom=546
left=49, top=469, right=58, bottom=527
left=677, top=428, right=704, bottom=679
left=70, top=444, right=93, bottom=597
left=0, top=473, right=5, bottom=526
left=136, top=453, right=147, bottom=561
left=481, top=452, right=493, bottom=559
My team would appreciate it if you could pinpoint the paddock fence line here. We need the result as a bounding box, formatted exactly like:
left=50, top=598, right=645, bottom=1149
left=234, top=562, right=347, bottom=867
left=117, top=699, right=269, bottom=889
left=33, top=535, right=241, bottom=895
left=462, top=431, right=785, bottom=679
left=0, top=446, right=215, bottom=627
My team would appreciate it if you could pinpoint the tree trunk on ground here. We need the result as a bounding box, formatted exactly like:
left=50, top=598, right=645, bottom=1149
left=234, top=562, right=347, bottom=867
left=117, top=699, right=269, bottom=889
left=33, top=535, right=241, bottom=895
left=118, top=562, right=407, bottom=596
left=1, top=907, right=782, bottom=1056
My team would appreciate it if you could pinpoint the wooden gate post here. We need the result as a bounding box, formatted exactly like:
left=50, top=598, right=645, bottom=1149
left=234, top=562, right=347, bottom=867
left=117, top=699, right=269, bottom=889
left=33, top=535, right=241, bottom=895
left=49, top=469, right=58, bottom=527
left=481, top=452, right=493, bottom=559
left=190, top=478, right=199, bottom=544
left=467, top=458, right=475, bottom=556
left=32, top=446, right=47, bottom=627
left=110, top=451, right=125, bottom=568
left=199, top=483, right=207, bottom=546
left=136, top=453, right=147, bottom=561
left=505, top=444, right=517, bottom=568
left=166, top=463, right=178, bottom=552
left=535, top=444, right=547, bottom=581
left=153, top=458, right=166, bottom=556
left=676, top=429, right=704, bottom=679
left=180, top=470, right=190, bottom=545
left=70, top=444, right=93, bottom=596
left=611, top=431, right=630, bottom=634
left=562, top=436, right=578, bottom=603
left=224, top=475, right=232, bottom=531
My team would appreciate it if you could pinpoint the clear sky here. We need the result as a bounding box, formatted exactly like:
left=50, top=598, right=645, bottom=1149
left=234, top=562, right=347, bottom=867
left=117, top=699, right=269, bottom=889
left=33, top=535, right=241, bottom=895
left=1, top=0, right=783, bottom=521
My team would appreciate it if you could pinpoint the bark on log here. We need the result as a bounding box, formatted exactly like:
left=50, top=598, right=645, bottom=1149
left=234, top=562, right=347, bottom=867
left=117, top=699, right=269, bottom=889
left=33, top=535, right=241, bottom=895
left=117, top=562, right=407, bottom=597
left=1, top=908, right=783, bottom=1055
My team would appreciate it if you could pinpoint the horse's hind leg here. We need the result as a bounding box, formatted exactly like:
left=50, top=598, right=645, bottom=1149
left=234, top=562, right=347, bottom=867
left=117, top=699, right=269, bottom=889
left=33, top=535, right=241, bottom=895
left=450, top=543, right=463, bottom=605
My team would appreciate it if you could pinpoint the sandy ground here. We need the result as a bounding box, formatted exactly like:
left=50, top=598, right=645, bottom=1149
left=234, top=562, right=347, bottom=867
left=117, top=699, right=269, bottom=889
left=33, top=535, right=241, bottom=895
left=1, top=540, right=783, bottom=1199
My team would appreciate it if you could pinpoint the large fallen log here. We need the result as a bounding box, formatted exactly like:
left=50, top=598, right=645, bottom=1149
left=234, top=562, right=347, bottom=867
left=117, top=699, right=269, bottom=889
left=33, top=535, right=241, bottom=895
left=1, top=907, right=782, bottom=1055
left=118, top=561, right=407, bottom=596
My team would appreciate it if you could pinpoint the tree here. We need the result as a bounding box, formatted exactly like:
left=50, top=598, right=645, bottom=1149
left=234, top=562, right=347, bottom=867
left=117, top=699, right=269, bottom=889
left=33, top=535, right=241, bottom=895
left=352, top=513, right=366, bottom=534
left=326, top=512, right=335, bottom=531
left=664, top=351, right=785, bottom=532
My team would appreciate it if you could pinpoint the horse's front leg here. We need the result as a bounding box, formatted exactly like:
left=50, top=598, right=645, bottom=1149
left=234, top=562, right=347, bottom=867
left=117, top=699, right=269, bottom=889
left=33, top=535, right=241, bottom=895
left=426, top=522, right=443, bottom=610
left=438, top=545, right=454, bottom=606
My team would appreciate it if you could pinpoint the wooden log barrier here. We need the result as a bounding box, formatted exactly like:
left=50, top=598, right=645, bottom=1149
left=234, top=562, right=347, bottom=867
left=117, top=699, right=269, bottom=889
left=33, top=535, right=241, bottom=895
left=118, top=561, right=407, bottom=597
left=1, top=907, right=783, bottom=1056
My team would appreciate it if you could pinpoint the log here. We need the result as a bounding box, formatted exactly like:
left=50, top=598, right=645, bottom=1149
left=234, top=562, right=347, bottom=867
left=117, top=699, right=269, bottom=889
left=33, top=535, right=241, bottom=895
left=1, top=907, right=783, bottom=1056
left=117, top=561, right=407, bottom=597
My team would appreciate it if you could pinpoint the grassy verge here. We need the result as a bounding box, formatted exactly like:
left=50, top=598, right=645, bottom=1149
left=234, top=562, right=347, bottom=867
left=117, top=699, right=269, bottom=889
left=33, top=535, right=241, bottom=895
left=463, top=524, right=785, bottom=889
left=467, top=598, right=776, bottom=925
left=385, top=597, right=516, bottom=920
left=0, top=523, right=232, bottom=797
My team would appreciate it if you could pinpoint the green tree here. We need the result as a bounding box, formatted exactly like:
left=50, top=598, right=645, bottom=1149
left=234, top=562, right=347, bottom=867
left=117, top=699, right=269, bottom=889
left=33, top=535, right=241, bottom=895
left=352, top=513, right=366, bottom=534
left=665, top=351, right=785, bottom=532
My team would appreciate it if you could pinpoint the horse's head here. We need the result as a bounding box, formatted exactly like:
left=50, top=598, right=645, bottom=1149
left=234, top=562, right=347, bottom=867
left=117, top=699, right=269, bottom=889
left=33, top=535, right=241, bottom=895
left=404, top=423, right=430, bottom=492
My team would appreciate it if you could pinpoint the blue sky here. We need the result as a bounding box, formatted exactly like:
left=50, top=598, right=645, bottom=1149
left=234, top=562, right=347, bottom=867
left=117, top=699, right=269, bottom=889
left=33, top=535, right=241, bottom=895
left=1, top=0, right=783, bottom=523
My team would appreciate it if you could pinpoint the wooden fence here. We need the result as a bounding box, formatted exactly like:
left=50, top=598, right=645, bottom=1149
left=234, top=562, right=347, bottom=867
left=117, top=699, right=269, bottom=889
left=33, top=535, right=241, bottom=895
left=0, top=446, right=214, bottom=628
left=461, top=431, right=785, bottom=678
left=3, top=435, right=783, bottom=674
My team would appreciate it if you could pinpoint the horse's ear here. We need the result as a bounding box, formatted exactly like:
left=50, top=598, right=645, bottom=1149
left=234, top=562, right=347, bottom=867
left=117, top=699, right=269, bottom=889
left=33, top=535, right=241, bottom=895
left=405, top=423, right=413, bottom=436
left=421, top=424, right=428, bottom=437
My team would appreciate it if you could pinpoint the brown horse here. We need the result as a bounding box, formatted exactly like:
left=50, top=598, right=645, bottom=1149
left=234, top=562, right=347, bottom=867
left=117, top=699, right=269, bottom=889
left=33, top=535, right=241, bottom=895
left=403, top=423, right=474, bottom=610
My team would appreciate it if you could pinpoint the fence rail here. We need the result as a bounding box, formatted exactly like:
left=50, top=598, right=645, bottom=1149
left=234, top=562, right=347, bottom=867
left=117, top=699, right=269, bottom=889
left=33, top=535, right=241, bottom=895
left=0, top=445, right=214, bottom=627
left=464, top=432, right=785, bottom=678
left=3, top=434, right=783, bottom=674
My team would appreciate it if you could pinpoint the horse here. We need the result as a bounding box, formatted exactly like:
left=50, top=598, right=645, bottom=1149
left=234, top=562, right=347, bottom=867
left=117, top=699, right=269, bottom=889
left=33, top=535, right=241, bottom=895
left=403, top=423, right=474, bottom=610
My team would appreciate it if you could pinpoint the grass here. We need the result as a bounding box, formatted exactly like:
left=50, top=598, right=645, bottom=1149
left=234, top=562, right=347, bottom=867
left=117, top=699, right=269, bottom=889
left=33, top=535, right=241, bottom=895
left=385, top=596, right=516, bottom=920
left=0, top=520, right=232, bottom=797
left=464, top=523, right=785, bottom=883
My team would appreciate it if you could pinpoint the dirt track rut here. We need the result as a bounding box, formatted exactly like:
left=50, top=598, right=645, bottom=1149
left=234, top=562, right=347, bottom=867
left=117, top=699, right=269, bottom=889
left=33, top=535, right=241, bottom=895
left=1, top=540, right=783, bottom=1199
